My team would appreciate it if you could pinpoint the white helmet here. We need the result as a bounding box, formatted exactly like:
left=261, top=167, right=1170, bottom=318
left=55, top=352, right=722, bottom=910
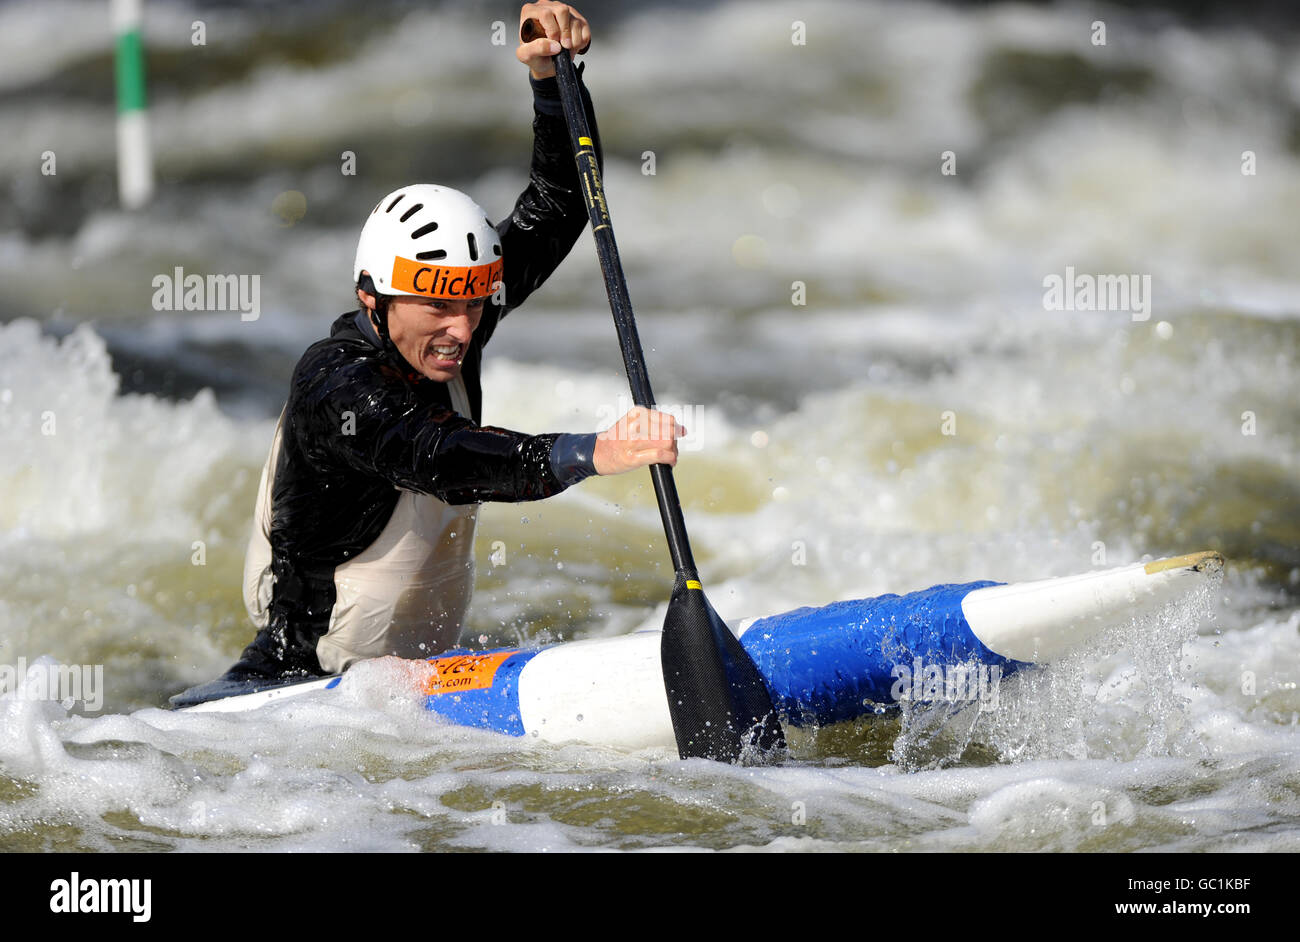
left=353, top=184, right=503, bottom=300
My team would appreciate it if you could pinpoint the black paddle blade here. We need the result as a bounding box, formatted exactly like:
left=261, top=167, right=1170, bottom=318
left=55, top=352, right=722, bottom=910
left=661, top=575, right=786, bottom=762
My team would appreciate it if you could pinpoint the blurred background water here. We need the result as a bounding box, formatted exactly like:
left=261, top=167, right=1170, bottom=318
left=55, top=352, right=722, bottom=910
left=0, top=0, right=1297, bottom=852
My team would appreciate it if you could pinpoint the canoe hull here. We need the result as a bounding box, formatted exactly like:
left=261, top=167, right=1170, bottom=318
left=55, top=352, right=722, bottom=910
left=178, top=552, right=1224, bottom=751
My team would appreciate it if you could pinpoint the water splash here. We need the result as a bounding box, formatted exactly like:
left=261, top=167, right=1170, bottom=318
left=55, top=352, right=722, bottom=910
left=981, top=563, right=1223, bottom=764
left=884, top=563, right=1224, bottom=771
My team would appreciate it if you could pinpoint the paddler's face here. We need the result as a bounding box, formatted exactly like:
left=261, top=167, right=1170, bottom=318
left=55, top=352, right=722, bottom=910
left=386, top=295, right=485, bottom=381
left=361, top=281, right=485, bottom=382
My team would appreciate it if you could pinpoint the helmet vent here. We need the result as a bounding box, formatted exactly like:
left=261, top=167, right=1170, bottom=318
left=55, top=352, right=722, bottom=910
left=492, top=243, right=502, bottom=256
left=466, top=233, right=479, bottom=261
left=415, top=249, right=448, bottom=261
left=386, top=194, right=404, bottom=212
left=399, top=203, right=423, bottom=223
left=410, top=221, right=440, bottom=239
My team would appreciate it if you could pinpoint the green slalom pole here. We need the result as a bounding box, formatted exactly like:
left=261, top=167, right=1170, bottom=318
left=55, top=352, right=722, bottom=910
left=112, top=0, right=153, bottom=209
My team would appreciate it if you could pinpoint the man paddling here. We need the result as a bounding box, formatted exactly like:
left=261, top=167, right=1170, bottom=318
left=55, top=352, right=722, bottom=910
left=172, top=2, right=682, bottom=706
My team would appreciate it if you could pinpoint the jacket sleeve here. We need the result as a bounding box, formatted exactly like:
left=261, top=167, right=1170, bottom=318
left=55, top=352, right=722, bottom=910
left=292, top=354, right=568, bottom=505
left=489, top=68, right=603, bottom=326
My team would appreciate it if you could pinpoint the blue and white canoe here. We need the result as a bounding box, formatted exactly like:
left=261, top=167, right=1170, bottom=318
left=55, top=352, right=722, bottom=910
left=178, top=552, right=1222, bottom=750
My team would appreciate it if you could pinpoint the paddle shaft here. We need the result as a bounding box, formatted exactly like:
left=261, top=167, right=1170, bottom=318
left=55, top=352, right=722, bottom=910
left=548, top=48, right=698, bottom=580
left=531, top=32, right=786, bottom=761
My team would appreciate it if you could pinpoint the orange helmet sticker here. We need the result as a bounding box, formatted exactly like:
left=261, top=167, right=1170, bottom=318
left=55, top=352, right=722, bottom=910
left=391, top=255, right=503, bottom=300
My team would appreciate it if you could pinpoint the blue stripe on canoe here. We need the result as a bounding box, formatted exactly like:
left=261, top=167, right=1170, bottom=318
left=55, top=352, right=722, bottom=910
left=423, top=649, right=540, bottom=736
left=739, top=581, right=1031, bottom=727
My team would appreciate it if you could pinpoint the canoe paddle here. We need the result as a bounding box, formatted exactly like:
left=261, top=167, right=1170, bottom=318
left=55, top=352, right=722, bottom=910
left=523, top=20, right=786, bottom=762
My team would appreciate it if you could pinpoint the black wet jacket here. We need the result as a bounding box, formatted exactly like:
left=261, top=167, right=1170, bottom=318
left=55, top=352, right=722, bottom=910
left=256, top=73, right=602, bottom=679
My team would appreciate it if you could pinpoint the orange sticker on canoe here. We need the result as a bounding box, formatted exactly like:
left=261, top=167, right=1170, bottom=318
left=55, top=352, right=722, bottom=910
left=424, top=650, right=517, bottom=695
left=390, top=255, right=503, bottom=300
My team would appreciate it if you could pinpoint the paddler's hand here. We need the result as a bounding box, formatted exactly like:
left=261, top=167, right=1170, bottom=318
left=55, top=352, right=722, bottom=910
left=594, top=407, right=683, bottom=475
left=517, top=2, right=591, bottom=80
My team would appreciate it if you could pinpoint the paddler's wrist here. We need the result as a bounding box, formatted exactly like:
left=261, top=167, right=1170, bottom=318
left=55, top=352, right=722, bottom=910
left=530, top=73, right=561, bottom=116
left=548, top=432, right=598, bottom=486
left=529, top=62, right=582, bottom=117
left=527, top=73, right=564, bottom=116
